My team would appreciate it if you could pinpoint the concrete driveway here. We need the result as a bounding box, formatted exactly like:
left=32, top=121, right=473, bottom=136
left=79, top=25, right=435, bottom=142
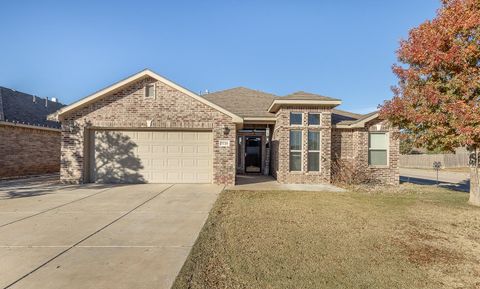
left=0, top=178, right=222, bottom=289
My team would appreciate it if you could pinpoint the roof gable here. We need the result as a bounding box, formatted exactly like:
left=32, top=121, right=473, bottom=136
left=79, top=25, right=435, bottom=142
left=50, top=69, right=243, bottom=123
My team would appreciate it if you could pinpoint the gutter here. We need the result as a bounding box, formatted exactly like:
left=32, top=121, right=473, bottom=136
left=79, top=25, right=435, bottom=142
left=0, top=121, right=61, bottom=132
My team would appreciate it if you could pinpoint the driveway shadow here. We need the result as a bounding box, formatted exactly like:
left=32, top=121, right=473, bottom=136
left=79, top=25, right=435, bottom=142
left=0, top=174, right=122, bottom=200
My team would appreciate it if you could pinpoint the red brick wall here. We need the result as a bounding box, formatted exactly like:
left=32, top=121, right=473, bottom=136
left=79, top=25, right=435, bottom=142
left=271, top=107, right=332, bottom=184
left=0, top=124, right=61, bottom=178
left=331, top=120, right=400, bottom=185
left=60, top=77, right=236, bottom=185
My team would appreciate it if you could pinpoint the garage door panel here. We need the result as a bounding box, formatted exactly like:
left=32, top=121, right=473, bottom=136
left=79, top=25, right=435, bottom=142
left=197, top=145, right=211, bottom=154
left=167, top=146, right=181, bottom=154
left=182, top=145, right=195, bottom=153
left=197, top=133, right=212, bottom=141
left=197, top=172, right=211, bottom=182
left=182, top=132, right=196, bottom=141
left=92, top=131, right=212, bottom=184
left=137, top=131, right=151, bottom=140
left=152, top=145, right=165, bottom=153
left=167, top=132, right=182, bottom=141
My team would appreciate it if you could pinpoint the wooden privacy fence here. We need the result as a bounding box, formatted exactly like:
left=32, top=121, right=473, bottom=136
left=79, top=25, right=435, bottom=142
left=400, top=153, right=470, bottom=168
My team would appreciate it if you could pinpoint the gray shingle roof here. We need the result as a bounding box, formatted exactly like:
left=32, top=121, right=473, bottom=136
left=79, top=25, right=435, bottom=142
left=0, top=86, right=65, bottom=128
left=203, top=86, right=375, bottom=127
left=331, top=109, right=363, bottom=124
left=335, top=110, right=378, bottom=125
left=203, top=87, right=277, bottom=118
left=282, top=91, right=341, bottom=101
left=204, top=87, right=345, bottom=117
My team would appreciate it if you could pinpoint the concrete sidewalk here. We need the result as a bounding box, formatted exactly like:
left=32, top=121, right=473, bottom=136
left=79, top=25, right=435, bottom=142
left=400, top=168, right=470, bottom=192
left=228, top=175, right=346, bottom=192
left=0, top=182, right=221, bottom=289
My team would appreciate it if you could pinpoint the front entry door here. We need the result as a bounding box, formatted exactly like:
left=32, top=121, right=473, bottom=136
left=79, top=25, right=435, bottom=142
left=245, top=136, right=262, bottom=173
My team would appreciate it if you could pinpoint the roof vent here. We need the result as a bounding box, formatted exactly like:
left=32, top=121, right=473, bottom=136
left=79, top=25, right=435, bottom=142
left=33, top=95, right=36, bottom=103
left=45, top=97, right=48, bottom=107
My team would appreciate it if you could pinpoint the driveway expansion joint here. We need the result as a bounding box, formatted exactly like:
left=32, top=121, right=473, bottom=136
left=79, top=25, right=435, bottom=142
left=0, top=187, right=116, bottom=228
left=3, top=184, right=174, bottom=289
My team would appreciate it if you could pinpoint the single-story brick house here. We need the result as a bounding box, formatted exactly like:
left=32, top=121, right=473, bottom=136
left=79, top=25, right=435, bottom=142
left=49, top=69, right=399, bottom=186
left=0, top=86, right=65, bottom=178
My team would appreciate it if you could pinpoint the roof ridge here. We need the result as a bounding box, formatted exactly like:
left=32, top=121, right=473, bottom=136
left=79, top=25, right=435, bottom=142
left=208, top=86, right=278, bottom=97
left=0, top=86, right=64, bottom=105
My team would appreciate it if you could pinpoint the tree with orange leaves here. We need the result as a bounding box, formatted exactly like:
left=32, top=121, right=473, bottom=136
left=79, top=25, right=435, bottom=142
left=380, top=0, right=480, bottom=205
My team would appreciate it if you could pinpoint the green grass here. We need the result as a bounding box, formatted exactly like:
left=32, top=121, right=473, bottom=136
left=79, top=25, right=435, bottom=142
left=173, top=184, right=480, bottom=289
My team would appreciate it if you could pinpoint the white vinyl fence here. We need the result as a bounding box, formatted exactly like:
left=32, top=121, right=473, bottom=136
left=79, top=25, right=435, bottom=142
left=400, top=153, right=470, bottom=168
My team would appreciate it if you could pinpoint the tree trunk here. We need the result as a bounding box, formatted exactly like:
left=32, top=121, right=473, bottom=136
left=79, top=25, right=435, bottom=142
left=469, top=148, right=480, bottom=206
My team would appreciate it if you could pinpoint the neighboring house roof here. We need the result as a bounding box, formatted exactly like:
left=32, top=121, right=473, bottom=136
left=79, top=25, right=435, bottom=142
left=0, top=86, right=65, bottom=128
left=50, top=69, right=243, bottom=123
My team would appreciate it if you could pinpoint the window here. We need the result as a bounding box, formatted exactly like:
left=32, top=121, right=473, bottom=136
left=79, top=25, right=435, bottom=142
left=290, top=112, right=302, bottom=126
left=145, top=84, right=155, bottom=98
left=308, top=113, right=321, bottom=126
left=290, top=130, right=302, bottom=171
left=308, top=131, right=320, bottom=171
left=369, top=133, right=388, bottom=166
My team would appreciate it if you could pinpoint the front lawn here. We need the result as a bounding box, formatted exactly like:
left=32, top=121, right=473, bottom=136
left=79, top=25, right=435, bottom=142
left=173, top=184, right=480, bottom=289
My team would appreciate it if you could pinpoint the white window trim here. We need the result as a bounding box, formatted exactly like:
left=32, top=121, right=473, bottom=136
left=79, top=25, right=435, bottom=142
left=290, top=112, right=303, bottom=127
left=145, top=83, right=156, bottom=98
left=289, top=129, right=303, bottom=172
left=368, top=132, right=389, bottom=167
left=308, top=112, right=322, bottom=127
left=307, top=130, right=321, bottom=172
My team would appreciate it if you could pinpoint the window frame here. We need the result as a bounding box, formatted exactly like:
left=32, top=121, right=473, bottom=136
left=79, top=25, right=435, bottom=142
left=368, top=132, right=389, bottom=167
left=308, top=113, right=321, bottom=126
left=289, top=129, right=303, bottom=172
left=145, top=83, right=156, bottom=98
left=307, top=130, right=321, bottom=172
left=290, top=112, right=303, bottom=126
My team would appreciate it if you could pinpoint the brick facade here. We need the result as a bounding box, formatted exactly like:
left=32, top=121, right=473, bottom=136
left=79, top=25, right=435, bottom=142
left=60, top=77, right=236, bottom=185
left=270, top=108, right=399, bottom=185
left=331, top=120, right=400, bottom=185
left=271, top=107, right=332, bottom=184
left=56, top=71, right=398, bottom=186
left=0, top=124, right=61, bottom=178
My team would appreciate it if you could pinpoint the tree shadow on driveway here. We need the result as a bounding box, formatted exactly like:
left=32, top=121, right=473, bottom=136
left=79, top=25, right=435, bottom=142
left=0, top=174, right=121, bottom=200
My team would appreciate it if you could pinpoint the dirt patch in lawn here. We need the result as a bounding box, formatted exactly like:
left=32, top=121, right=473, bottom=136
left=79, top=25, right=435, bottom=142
left=173, top=184, right=480, bottom=289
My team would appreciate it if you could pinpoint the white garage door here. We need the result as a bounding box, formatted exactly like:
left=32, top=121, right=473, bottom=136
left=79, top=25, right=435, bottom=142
left=91, top=130, right=213, bottom=183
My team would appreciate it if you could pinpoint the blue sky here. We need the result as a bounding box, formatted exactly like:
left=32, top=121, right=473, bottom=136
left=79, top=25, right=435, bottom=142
left=0, top=0, right=440, bottom=113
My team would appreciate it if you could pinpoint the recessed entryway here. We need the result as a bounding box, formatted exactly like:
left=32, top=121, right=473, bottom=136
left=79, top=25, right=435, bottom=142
left=244, top=136, right=262, bottom=173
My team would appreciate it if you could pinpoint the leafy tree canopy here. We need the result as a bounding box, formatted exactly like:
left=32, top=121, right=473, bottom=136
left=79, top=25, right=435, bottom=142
left=380, top=0, right=480, bottom=152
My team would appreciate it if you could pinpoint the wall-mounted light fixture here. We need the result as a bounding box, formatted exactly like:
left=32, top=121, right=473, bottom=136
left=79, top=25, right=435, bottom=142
left=223, top=125, right=230, bottom=136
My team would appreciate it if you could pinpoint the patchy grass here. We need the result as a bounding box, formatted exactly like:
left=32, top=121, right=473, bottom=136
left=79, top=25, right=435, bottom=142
left=173, top=184, right=480, bottom=289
